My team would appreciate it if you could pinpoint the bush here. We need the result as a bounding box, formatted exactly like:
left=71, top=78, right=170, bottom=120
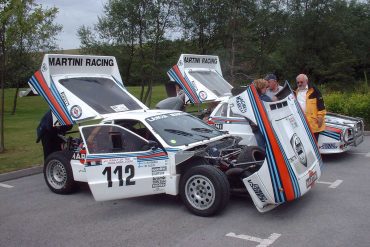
left=324, top=92, right=370, bottom=130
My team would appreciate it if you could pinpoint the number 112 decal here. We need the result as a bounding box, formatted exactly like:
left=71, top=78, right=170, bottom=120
left=102, top=165, right=135, bottom=188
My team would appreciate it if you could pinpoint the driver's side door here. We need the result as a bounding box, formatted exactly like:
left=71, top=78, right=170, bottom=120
left=79, top=124, right=170, bottom=201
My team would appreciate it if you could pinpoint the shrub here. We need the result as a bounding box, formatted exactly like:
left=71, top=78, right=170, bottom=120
left=324, top=92, right=370, bottom=130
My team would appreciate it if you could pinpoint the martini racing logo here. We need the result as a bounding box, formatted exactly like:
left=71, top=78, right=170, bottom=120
left=290, top=133, right=307, bottom=167
left=70, top=105, right=82, bottom=119
left=236, top=96, right=247, bottom=113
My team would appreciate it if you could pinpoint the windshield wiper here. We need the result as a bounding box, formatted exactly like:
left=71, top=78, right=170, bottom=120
left=164, top=129, right=193, bottom=136
left=164, top=129, right=204, bottom=142
left=191, top=127, right=213, bottom=133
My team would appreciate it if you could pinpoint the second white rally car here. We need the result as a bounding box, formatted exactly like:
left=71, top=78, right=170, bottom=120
left=166, top=54, right=364, bottom=154
left=29, top=54, right=322, bottom=216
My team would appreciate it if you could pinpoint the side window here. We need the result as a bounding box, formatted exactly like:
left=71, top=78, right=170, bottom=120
left=115, top=119, right=156, bottom=141
left=215, top=103, right=228, bottom=117
left=82, top=125, right=149, bottom=154
left=230, top=108, right=243, bottom=117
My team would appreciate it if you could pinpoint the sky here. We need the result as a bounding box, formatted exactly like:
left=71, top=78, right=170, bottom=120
left=36, top=0, right=108, bottom=50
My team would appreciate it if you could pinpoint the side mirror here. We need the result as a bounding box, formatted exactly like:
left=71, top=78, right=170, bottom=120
left=147, top=140, right=159, bottom=150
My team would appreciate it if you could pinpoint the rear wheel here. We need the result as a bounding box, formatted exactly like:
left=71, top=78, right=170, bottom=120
left=180, top=165, right=230, bottom=217
left=44, top=151, right=77, bottom=194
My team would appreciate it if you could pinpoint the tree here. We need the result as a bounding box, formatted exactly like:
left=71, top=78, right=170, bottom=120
left=0, top=0, right=61, bottom=153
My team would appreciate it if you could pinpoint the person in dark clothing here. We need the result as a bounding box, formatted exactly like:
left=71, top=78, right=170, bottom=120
left=36, top=110, right=73, bottom=159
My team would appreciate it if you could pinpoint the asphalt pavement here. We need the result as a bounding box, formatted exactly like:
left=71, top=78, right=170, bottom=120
left=0, top=136, right=369, bottom=247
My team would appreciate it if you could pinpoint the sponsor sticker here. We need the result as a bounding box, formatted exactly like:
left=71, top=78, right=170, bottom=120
left=319, top=143, right=337, bottom=149
left=152, top=176, right=166, bottom=188
left=152, top=166, right=167, bottom=175
left=70, top=105, right=82, bottom=119
left=306, top=170, right=318, bottom=188
left=248, top=179, right=267, bottom=202
left=288, top=116, right=298, bottom=129
left=102, top=157, right=136, bottom=166
left=60, top=92, right=69, bottom=106
left=110, top=104, right=129, bottom=112
left=236, top=96, right=247, bottom=113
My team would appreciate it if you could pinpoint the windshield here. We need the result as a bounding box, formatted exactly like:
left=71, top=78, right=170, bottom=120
left=187, top=70, right=232, bottom=97
left=146, top=112, right=223, bottom=146
left=59, top=77, right=142, bottom=114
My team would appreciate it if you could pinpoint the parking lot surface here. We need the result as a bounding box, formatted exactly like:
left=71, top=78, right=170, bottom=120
left=1, top=137, right=369, bottom=247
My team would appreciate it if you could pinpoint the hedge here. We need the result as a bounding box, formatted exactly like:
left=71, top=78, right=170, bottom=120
left=324, top=92, right=370, bottom=130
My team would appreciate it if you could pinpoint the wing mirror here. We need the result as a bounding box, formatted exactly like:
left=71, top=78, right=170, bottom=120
left=147, top=140, right=159, bottom=150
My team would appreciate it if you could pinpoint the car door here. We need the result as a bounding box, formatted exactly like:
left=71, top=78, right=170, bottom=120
left=79, top=124, right=170, bottom=201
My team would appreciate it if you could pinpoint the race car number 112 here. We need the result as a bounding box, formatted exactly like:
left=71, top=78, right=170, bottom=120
left=102, top=165, right=135, bottom=188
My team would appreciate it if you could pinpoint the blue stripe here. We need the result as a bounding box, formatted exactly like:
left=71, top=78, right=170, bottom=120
left=29, top=76, right=66, bottom=125
left=183, top=73, right=201, bottom=102
left=293, top=99, right=323, bottom=167
left=247, top=88, right=285, bottom=203
left=50, top=79, right=74, bottom=124
left=321, top=131, right=341, bottom=140
left=168, top=69, right=197, bottom=103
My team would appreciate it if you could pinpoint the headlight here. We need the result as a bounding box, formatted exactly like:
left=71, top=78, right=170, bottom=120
left=343, top=128, right=354, bottom=142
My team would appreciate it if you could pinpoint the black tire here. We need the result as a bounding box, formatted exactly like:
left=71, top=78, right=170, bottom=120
left=227, top=146, right=265, bottom=189
left=180, top=165, right=230, bottom=217
left=237, top=146, right=265, bottom=164
left=43, top=151, right=77, bottom=194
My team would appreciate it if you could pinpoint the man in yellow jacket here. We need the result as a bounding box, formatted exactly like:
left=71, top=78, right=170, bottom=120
left=294, top=74, right=326, bottom=141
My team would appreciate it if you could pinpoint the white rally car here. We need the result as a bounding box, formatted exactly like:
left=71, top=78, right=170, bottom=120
left=167, top=54, right=364, bottom=154
left=29, top=54, right=321, bottom=216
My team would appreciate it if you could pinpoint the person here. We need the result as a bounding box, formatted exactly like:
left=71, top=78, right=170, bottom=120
left=36, top=110, right=72, bottom=159
left=294, top=74, right=326, bottom=140
left=253, top=79, right=272, bottom=102
left=265, top=74, right=283, bottom=100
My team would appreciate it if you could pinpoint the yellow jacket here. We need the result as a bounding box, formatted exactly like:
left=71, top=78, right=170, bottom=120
left=295, top=86, right=326, bottom=133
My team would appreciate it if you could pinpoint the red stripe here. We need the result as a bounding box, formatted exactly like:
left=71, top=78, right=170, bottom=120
left=251, top=85, right=295, bottom=201
left=138, top=152, right=167, bottom=159
left=172, top=65, right=200, bottom=103
left=34, top=71, right=72, bottom=125
left=325, top=126, right=342, bottom=134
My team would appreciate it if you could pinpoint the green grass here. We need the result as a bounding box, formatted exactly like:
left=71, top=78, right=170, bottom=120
left=1, top=89, right=49, bottom=173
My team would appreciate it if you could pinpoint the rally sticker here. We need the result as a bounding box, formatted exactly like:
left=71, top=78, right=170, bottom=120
left=70, top=105, right=82, bottom=119
left=102, top=157, right=136, bottom=166
left=199, top=91, right=207, bottom=100
left=110, top=104, right=129, bottom=112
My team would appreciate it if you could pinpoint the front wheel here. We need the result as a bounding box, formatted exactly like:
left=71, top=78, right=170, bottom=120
left=180, top=165, right=230, bottom=217
left=43, top=151, right=77, bottom=194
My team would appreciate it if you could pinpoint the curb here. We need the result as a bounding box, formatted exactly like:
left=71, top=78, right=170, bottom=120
left=364, top=131, right=370, bottom=136
left=0, top=165, right=43, bottom=183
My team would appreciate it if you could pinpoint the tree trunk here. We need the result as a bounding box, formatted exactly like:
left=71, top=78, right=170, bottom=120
left=11, top=83, right=19, bottom=115
left=0, top=23, right=6, bottom=153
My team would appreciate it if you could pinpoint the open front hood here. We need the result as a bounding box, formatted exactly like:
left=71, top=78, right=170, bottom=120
left=167, top=54, right=232, bottom=104
left=230, top=84, right=322, bottom=211
left=28, top=54, right=148, bottom=126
